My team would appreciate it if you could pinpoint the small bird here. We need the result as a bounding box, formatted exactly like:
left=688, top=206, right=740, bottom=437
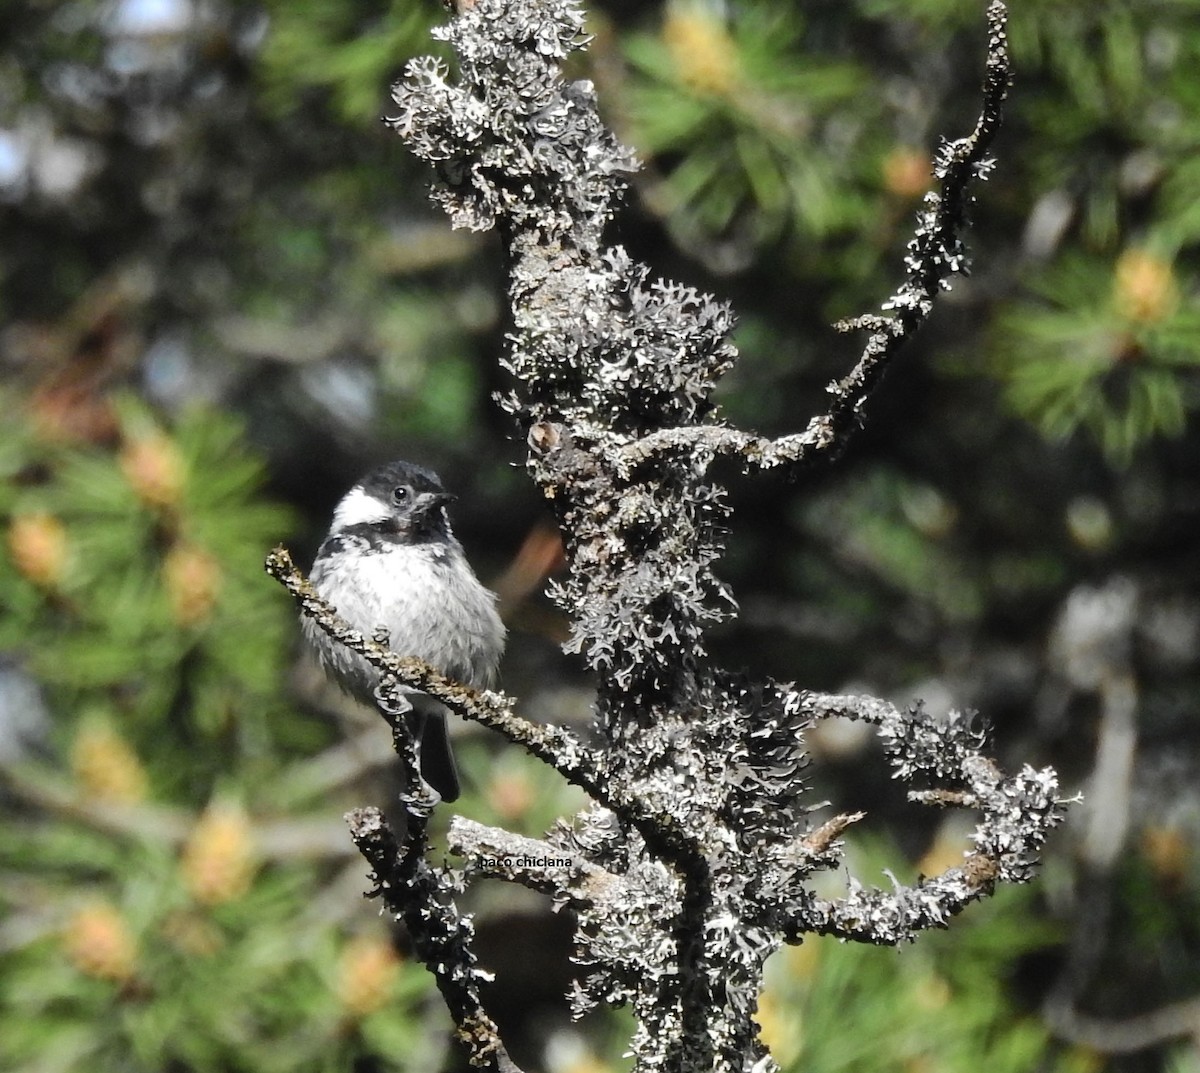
left=303, top=461, right=505, bottom=802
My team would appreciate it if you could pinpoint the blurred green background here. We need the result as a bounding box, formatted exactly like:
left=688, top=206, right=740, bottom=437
left=2, top=0, right=1199, bottom=1071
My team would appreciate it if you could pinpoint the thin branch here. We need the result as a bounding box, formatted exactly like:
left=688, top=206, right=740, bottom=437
left=1044, top=995, right=1200, bottom=1055
left=448, top=816, right=625, bottom=908
left=347, top=806, right=526, bottom=1073
left=265, top=545, right=604, bottom=791
left=266, top=544, right=709, bottom=858
left=774, top=689, right=1063, bottom=944
left=618, top=0, right=1011, bottom=476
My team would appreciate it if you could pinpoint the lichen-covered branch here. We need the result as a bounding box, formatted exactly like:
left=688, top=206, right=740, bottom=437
left=777, top=690, right=1063, bottom=943
left=448, top=815, right=626, bottom=909
left=618, top=0, right=1011, bottom=475
left=346, top=805, right=524, bottom=1073
left=340, top=672, right=521, bottom=1069
left=268, top=544, right=719, bottom=855
left=265, top=3, right=1068, bottom=1072
left=266, top=546, right=606, bottom=797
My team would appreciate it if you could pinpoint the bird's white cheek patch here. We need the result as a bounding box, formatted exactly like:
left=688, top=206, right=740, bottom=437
left=332, top=486, right=390, bottom=529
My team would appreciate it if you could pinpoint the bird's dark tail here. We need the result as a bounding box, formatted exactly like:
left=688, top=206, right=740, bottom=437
left=405, top=701, right=460, bottom=803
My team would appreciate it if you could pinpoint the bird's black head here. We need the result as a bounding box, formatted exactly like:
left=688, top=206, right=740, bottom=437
left=331, top=460, right=456, bottom=542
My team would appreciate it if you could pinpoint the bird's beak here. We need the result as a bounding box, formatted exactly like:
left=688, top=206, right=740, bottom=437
left=413, top=491, right=456, bottom=519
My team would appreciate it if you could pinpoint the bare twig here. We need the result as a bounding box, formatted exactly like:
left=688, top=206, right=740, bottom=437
left=1044, top=996, right=1200, bottom=1055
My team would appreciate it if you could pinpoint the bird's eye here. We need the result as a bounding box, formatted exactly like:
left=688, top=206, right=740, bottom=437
left=391, top=486, right=410, bottom=505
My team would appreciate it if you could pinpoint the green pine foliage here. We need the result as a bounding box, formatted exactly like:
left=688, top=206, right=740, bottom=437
left=0, top=400, right=449, bottom=1073
left=0, top=398, right=295, bottom=770
left=993, top=250, right=1200, bottom=465
left=616, top=0, right=1200, bottom=462
left=621, top=0, right=878, bottom=257
left=258, top=0, right=439, bottom=125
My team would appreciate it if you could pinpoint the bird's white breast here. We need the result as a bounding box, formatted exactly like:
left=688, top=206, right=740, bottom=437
left=304, top=539, right=505, bottom=706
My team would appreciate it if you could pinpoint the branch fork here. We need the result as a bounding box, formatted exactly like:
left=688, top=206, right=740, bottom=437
left=265, top=4, right=1068, bottom=1071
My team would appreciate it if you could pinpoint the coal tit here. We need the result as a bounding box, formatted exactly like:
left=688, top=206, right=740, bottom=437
left=303, top=461, right=505, bottom=802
